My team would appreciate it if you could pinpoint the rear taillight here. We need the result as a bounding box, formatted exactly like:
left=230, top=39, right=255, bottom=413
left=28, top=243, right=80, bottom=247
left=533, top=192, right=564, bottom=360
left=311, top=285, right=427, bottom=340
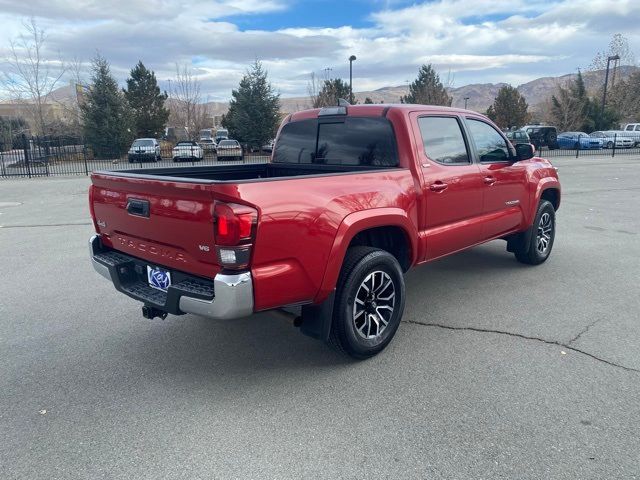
left=88, top=184, right=98, bottom=232
left=213, top=202, right=257, bottom=269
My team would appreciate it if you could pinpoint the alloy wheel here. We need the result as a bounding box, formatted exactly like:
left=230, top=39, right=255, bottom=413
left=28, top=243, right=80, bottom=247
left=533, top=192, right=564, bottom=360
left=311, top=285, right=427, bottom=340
left=353, top=271, right=396, bottom=340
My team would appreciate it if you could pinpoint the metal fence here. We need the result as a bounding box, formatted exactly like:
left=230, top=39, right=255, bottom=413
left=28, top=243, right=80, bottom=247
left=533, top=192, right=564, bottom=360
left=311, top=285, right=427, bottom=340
left=0, top=135, right=271, bottom=179
left=534, top=133, right=640, bottom=159
left=3, top=133, right=640, bottom=180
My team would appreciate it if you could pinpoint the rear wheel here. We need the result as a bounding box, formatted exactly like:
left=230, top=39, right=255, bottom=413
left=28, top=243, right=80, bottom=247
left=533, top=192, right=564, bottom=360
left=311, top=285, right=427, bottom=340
left=328, top=247, right=405, bottom=359
left=514, top=200, right=556, bottom=265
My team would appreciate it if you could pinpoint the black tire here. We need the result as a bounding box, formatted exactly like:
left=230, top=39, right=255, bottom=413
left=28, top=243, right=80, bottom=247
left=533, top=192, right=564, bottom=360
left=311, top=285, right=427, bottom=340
left=328, top=247, right=406, bottom=359
left=606, top=141, right=613, bottom=149
left=514, top=200, right=556, bottom=265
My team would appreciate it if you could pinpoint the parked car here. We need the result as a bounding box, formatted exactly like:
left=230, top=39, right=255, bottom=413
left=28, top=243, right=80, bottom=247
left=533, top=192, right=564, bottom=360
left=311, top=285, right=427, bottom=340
left=198, top=138, right=217, bottom=153
left=589, top=131, right=634, bottom=149
left=89, top=103, right=560, bottom=358
left=557, top=132, right=603, bottom=150
left=522, top=125, right=558, bottom=150
left=618, top=124, right=640, bottom=146
left=216, top=139, right=243, bottom=161
left=262, top=140, right=275, bottom=153
left=128, top=138, right=161, bottom=163
left=172, top=141, right=203, bottom=162
left=214, top=128, right=229, bottom=143
left=505, top=130, right=530, bottom=145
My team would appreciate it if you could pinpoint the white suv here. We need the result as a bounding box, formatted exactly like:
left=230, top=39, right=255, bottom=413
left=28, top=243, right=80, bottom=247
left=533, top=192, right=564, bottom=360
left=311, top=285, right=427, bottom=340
left=620, top=123, right=640, bottom=146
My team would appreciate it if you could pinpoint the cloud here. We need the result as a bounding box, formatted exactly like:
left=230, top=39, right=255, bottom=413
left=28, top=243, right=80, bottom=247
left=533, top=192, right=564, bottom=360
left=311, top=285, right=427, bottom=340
left=0, top=0, right=287, bottom=23
left=0, top=0, right=638, bottom=100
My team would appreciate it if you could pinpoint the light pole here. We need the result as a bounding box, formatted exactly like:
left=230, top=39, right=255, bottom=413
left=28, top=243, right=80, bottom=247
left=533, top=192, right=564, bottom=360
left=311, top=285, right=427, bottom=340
left=601, top=54, right=620, bottom=118
left=349, top=55, right=357, bottom=104
left=464, top=97, right=470, bottom=109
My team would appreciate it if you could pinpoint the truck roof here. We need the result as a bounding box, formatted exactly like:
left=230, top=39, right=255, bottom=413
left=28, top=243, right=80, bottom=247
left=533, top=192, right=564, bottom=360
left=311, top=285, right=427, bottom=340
left=289, top=104, right=475, bottom=122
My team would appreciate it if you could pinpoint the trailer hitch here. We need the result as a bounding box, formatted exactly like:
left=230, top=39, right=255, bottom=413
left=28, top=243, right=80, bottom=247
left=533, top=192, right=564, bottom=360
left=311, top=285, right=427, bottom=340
left=142, top=305, right=168, bottom=320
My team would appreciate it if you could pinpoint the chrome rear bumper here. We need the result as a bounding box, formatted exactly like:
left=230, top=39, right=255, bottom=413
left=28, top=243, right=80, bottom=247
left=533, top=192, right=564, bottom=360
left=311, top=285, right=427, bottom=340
left=89, top=235, right=253, bottom=320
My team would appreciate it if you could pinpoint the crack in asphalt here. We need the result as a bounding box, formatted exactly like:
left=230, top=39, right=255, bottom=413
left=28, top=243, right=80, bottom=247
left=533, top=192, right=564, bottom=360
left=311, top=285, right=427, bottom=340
left=0, top=222, right=92, bottom=229
left=567, top=318, right=603, bottom=346
left=403, top=319, right=640, bottom=374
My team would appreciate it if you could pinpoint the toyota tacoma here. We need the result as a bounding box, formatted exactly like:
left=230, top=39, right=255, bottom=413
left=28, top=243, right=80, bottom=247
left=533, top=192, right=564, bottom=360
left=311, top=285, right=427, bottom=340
left=89, top=104, right=560, bottom=358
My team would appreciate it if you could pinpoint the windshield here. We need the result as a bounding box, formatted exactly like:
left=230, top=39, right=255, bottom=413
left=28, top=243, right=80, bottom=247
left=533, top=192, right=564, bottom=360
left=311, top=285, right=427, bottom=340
left=132, top=139, right=154, bottom=147
left=218, top=140, right=238, bottom=146
left=176, top=141, right=195, bottom=146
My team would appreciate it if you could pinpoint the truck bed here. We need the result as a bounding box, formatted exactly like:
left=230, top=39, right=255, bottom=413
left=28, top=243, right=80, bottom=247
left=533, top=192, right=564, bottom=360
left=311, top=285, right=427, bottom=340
left=102, top=162, right=397, bottom=183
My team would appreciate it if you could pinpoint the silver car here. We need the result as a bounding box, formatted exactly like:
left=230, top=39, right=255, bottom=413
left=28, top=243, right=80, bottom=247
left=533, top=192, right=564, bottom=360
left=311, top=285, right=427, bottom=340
left=589, top=131, right=635, bottom=149
left=216, top=139, right=243, bottom=161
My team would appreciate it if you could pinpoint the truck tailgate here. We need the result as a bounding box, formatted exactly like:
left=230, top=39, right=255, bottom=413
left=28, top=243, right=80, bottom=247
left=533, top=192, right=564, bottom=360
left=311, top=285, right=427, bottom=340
left=90, top=173, right=221, bottom=279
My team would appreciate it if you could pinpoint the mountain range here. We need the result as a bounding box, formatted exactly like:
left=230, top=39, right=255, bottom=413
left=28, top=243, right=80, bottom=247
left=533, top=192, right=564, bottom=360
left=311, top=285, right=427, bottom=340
left=40, top=66, right=639, bottom=118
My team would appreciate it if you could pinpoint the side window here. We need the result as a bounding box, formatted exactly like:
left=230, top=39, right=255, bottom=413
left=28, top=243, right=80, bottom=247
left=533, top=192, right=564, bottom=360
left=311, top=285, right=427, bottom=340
left=635, top=125, right=640, bottom=131
left=417, top=116, right=470, bottom=165
left=466, top=119, right=510, bottom=163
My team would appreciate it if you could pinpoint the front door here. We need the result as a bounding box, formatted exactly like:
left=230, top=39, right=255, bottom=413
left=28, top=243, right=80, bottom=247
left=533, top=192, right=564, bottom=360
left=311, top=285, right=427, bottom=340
left=464, top=117, right=529, bottom=240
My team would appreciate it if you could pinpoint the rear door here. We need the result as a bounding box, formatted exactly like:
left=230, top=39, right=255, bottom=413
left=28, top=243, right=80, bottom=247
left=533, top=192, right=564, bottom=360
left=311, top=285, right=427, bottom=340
left=91, top=174, right=220, bottom=279
left=464, top=117, right=529, bottom=240
left=411, top=114, right=484, bottom=261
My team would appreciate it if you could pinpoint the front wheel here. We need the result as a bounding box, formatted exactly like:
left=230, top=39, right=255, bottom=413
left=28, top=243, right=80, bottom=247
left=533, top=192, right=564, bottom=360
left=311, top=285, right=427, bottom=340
left=328, top=247, right=405, bottom=359
left=513, top=200, right=556, bottom=265
left=606, top=141, right=613, bottom=149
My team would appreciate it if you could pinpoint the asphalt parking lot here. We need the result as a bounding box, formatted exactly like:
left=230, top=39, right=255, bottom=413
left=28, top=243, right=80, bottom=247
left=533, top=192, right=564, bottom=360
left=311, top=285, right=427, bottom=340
left=1, top=155, right=639, bottom=479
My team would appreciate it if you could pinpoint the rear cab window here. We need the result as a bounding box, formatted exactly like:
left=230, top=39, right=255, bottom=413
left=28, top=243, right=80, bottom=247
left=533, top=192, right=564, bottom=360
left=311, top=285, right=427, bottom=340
left=273, top=117, right=398, bottom=167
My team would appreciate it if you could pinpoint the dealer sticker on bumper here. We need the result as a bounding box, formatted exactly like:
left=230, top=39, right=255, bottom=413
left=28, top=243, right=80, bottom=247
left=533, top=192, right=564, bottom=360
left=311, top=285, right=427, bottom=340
left=147, top=266, right=171, bottom=291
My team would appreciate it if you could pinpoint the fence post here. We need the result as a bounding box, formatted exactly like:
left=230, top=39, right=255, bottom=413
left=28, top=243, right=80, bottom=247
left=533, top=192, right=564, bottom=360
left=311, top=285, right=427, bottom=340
left=576, top=135, right=580, bottom=158
left=22, top=133, right=31, bottom=178
left=612, top=133, right=616, bottom=158
left=83, top=145, right=89, bottom=176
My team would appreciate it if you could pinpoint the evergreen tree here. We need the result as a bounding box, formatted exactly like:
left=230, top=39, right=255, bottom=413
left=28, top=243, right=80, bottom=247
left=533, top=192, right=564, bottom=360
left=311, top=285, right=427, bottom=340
left=81, top=55, right=133, bottom=158
left=486, top=85, right=530, bottom=129
left=222, top=61, right=280, bottom=149
left=364, top=97, right=374, bottom=104
left=124, top=61, right=169, bottom=138
left=549, top=71, right=592, bottom=132
left=401, top=64, right=452, bottom=106
left=312, top=78, right=352, bottom=107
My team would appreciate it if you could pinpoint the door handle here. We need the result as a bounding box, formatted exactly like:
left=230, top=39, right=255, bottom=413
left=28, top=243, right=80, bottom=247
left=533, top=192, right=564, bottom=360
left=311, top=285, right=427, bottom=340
left=483, top=176, right=496, bottom=185
left=429, top=182, right=448, bottom=192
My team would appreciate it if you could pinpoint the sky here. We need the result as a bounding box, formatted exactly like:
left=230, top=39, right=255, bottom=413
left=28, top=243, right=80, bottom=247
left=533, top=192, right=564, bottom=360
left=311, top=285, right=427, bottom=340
left=0, top=0, right=638, bottom=101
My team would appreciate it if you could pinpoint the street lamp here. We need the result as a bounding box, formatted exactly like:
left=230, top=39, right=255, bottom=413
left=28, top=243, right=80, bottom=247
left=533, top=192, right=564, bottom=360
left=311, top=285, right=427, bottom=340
left=464, top=97, right=470, bottom=109
left=601, top=54, right=620, bottom=118
left=349, top=55, right=357, bottom=104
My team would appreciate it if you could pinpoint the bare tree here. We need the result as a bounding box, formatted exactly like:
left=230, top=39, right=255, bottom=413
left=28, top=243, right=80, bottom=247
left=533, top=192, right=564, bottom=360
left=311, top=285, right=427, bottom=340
left=168, top=64, right=210, bottom=139
left=1, top=17, right=66, bottom=135
left=589, top=33, right=636, bottom=87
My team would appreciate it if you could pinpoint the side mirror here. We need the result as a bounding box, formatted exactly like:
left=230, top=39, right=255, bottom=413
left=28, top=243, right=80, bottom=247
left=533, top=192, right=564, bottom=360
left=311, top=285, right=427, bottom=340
left=514, top=143, right=535, bottom=161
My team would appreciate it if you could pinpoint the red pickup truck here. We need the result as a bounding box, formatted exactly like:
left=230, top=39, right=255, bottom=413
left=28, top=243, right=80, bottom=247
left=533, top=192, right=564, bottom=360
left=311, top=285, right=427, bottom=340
left=89, top=104, right=560, bottom=358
